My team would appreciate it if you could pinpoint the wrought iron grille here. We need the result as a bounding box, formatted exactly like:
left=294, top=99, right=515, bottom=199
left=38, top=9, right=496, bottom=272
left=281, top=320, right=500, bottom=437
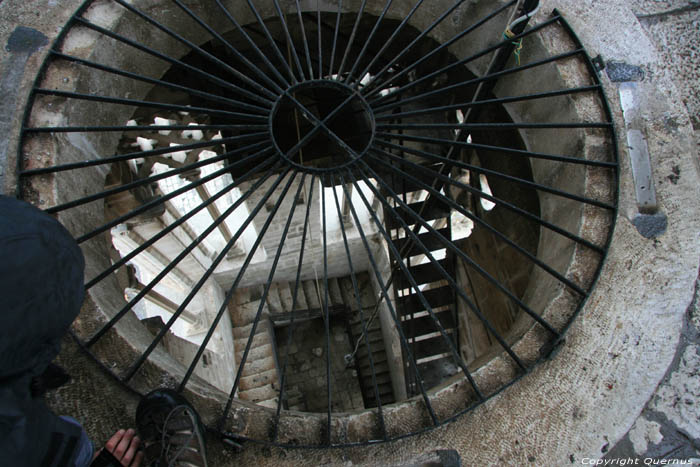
left=17, top=0, right=619, bottom=448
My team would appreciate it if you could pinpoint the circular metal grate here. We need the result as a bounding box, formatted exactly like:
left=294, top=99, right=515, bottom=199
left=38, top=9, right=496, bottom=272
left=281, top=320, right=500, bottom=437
left=17, top=0, right=619, bottom=448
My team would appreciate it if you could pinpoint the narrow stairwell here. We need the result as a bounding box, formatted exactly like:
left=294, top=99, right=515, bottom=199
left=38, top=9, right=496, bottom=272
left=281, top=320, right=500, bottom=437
left=229, top=275, right=393, bottom=412
left=340, top=274, right=396, bottom=408
left=385, top=185, right=460, bottom=395
left=228, top=287, right=279, bottom=408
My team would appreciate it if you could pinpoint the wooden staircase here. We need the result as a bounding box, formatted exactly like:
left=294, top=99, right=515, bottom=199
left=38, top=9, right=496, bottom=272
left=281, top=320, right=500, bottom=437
left=384, top=186, right=460, bottom=395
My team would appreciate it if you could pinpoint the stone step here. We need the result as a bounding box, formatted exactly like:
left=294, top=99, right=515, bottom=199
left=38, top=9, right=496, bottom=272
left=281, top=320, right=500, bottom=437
left=234, top=329, right=272, bottom=354
left=366, top=381, right=393, bottom=397
left=232, top=320, right=271, bottom=340
left=303, top=280, right=321, bottom=309
left=277, top=281, right=294, bottom=312
left=257, top=398, right=278, bottom=409
left=239, top=368, right=279, bottom=392
left=357, top=346, right=387, bottom=363
left=339, top=275, right=374, bottom=310
left=359, top=358, right=389, bottom=374
left=287, top=395, right=304, bottom=407
left=239, top=355, right=276, bottom=377
left=338, top=276, right=359, bottom=311
left=328, top=278, right=344, bottom=307
left=232, top=285, right=261, bottom=306
left=355, top=333, right=385, bottom=358
left=289, top=281, right=308, bottom=310
left=354, top=340, right=386, bottom=356
left=265, top=283, right=284, bottom=314
left=284, top=385, right=302, bottom=398
left=235, top=343, right=274, bottom=365
left=361, top=371, right=392, bottom=387
left=350, top=323, right=382, bottom=338
left=350, top=313, right=382, bottom=329
left=238, top=384, right=278, bottom=403
left=230, top=299, right=267, bottom=327
left=364, top=388, right=395, bottom=408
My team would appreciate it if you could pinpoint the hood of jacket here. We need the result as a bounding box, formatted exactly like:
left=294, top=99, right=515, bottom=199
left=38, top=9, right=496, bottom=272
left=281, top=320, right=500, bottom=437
left=0, top=195, right=85, bottom=380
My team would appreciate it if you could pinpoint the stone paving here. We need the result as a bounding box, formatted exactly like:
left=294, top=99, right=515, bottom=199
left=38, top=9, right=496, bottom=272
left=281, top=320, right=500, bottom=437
left=630, top=0, right=700, bottom=129
left=604, top=1, right=700, bottom=462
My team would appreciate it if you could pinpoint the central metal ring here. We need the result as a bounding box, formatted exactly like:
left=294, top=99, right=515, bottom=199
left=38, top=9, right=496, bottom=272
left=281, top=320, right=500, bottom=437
left=270, top=79, right=375, bottom=173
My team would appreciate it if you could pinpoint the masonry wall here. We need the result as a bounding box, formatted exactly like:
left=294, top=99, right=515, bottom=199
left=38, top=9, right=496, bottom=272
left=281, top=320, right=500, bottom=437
left=274, top=318, right=365, bottom=413
left=214, top=174, right=376, bottom=289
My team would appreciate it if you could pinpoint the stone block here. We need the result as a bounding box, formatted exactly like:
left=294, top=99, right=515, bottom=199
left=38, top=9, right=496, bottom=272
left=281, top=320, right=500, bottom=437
left=239, top=368, right=279, bottom=392
left=238, top=384, right=278, bottom=403
left=239, top=355, right=275, bottom=377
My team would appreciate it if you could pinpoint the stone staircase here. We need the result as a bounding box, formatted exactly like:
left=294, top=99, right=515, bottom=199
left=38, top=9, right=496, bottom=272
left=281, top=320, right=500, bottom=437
left=228, top=274, right=395, bottom=411
left=340, top=274, right=396, bottom=408
left=228, top=289, right=279, bottom=408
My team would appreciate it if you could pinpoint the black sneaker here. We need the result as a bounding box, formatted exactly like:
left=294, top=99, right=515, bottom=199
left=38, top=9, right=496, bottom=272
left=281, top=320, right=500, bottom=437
left=135, top=388, right=208, bottom=467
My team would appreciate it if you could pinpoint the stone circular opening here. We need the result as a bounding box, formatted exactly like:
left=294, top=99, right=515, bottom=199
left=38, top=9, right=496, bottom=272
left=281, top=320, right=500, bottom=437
left=271, top=80, right=374, bottom=172
left=16, top=0, right=618, bottom=448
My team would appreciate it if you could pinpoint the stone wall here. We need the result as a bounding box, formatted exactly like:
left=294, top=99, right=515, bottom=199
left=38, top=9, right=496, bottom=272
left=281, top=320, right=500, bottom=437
left=275, top=318, right=365, bottom=413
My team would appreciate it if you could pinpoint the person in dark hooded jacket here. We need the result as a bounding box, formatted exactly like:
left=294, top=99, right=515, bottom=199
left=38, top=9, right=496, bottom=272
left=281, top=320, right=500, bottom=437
left=0, top=195, right=142, bottom=466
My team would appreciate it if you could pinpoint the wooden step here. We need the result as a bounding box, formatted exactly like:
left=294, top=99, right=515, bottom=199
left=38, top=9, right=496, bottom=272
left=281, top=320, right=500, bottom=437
left=410, top=334, right=455, bottom=360
left=377, top=164, right=443, bottom=195
left=392, top=228, right=451, bottom=258
left=397, top=285, right=454, bottom=315
left=385, top=200, right=451, bottom=229
left=401, top=309, right=456, bottom=337
left=394, top=259, right=453, bottom=289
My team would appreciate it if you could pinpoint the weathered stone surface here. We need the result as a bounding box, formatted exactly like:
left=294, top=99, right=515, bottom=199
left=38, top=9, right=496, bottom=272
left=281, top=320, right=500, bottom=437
left=1, top=0, right=698, bottom=465
left=606, top=61, right=646, bottom=82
